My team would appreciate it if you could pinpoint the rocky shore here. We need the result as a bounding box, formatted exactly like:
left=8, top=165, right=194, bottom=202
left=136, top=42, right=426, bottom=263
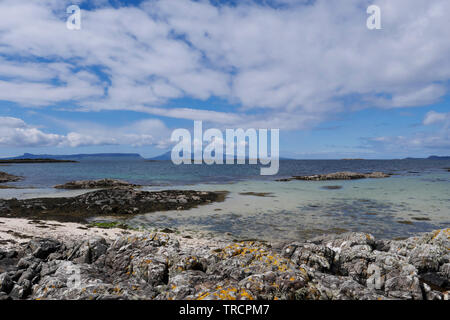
left=276, top=171, right=391, bottom=182
left=0, top=225, right=448, bottom=300
left=0, top=187, right=226, bottom=222
left=54, top=179, right=140, bottom=189
left=0, top=172, right=21, bottom=184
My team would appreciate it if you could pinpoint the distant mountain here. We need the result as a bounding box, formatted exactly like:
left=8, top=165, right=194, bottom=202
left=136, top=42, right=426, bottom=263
left=427, top=156, right=450, bottom=160
left=403, top=156, right=450, bottom=160
left=2, top=153, right=144, bottom=161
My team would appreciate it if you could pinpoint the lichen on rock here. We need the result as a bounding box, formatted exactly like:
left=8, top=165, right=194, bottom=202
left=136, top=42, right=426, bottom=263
left=0, top=228, right=448, bottom=300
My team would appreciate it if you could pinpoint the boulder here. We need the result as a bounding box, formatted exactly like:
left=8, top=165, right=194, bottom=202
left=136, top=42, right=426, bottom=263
left=277, top=171, right=391, bottom=182
left=0, top=172, right=21, bottom=183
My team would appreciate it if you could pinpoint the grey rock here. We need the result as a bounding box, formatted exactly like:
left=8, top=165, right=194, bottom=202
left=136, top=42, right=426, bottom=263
left=9, top=284, right=27, bottom=299
left=0, top=273, right=13, bottom=293
left=384, top=274, right=422, bottom=300
left=0, top=228, right=449, bottom=300
left=28, top=239, right=61, bottom=259
left=54, top=179, right=140, bottom=189
left=277, top=171, right=391, bottom=182
left=408, top=244, right=445, bottom=272
left=0, top=171, right=21, bottom=183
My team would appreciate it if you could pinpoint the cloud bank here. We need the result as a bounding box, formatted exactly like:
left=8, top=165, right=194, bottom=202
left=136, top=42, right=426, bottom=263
left=0, top=116, right=170, bottom=148
left=0, top=0, right=449, bottom=150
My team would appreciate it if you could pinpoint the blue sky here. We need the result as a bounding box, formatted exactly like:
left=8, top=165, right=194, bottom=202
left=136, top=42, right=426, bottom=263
left=0, top=0, right=449, bottom=159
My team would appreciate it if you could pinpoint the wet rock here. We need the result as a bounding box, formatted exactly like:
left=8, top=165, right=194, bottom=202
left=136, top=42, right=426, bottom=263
left=0, top=172, right=21, bottom=183
left=321, top=185, right=342, bottom=190
left=54, top=179, right=140, bottom=189
left=365, top=172, right=391, bottom=178
left=276, top=171, right=391, bottom=182
left=0, top=188, right=225, bottom=222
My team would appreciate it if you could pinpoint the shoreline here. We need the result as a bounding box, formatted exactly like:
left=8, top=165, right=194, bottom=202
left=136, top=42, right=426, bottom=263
left=0, top=217, right=232, bottom=251
left=0, top=187, right=228, bottom=223
left=0, top=216, right=448, bottom=300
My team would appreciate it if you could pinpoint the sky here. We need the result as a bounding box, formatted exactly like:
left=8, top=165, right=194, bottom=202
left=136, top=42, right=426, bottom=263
left=0, top=0, right=449, bottom=159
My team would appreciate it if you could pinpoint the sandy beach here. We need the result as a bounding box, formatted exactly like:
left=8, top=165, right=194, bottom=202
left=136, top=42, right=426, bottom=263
left=0, top=217, right=139, bottom=250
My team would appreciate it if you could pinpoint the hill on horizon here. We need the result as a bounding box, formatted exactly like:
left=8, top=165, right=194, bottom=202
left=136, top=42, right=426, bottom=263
left=2, top=153, right=145, bottom=161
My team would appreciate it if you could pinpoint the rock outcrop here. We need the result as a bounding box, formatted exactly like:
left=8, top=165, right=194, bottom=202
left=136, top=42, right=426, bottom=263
left=276, top=171, right=391, bottom=182
left=0, top=188, right=226, bottom=222
left=54, top=179, right=140, bottom=189
left=0, top=228, right=448, bottom=300
left=0, top=172, right=21, bottom=184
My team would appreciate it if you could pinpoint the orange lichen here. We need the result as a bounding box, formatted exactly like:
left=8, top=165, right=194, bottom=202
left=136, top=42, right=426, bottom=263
left=196, top=292, right=210, bottom=300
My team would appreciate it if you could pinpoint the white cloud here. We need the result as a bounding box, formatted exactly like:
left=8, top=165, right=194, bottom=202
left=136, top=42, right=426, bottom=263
left=423, top=111, right=450, bottom=126
left=0, top=117, right=64, bottom=147
left=0, top=0, right=449, bottom=131
left=0, top=117, right=27, bottom=128
left=366, top=111, right=450, bottom=154
left=0, top=116, right=171, bottom=148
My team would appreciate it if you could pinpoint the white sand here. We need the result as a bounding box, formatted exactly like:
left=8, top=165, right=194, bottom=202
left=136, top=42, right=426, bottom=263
left=0, top=217, right=234, bottom=251
left=0, top=217, right=140, bottom=250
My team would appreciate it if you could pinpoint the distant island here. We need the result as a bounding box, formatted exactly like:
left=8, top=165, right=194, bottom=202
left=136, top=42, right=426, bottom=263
left=427, top=155, right=450, bottom=160
left=404, top=155, right=450, bottom=160
left=2, top=153, right=449, bottom=162
left=0, top=158, right=77, bottom=164
left=1, top=153, right=144, bottom=161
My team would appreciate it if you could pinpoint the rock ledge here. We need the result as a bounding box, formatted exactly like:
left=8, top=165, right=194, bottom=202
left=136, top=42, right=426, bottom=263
left=0, top=228, right=448, bottom=300
left=54, top=179, right=140, bottom=189
left=0, top=172, right=21, bottom=184
left=277, top=171, right=391, bottom=182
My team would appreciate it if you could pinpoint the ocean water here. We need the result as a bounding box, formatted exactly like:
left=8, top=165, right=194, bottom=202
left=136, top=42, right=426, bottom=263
left=1, top=159, right=449, bottom=241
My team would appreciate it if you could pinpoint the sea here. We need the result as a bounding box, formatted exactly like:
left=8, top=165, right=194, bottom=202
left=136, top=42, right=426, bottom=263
left=1, top=159, right=449, bottom=242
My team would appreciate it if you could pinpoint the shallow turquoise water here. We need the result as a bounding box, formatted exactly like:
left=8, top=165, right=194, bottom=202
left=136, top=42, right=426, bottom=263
left=123, top=172, right=450, bottom=241
left=1, top=159, right=449, bottom=241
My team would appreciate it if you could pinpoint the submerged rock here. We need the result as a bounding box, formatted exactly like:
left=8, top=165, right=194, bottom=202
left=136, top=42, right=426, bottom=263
left=321, top=186, right=342, bottom=190
left=0, top=228, right=448, bottom=300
